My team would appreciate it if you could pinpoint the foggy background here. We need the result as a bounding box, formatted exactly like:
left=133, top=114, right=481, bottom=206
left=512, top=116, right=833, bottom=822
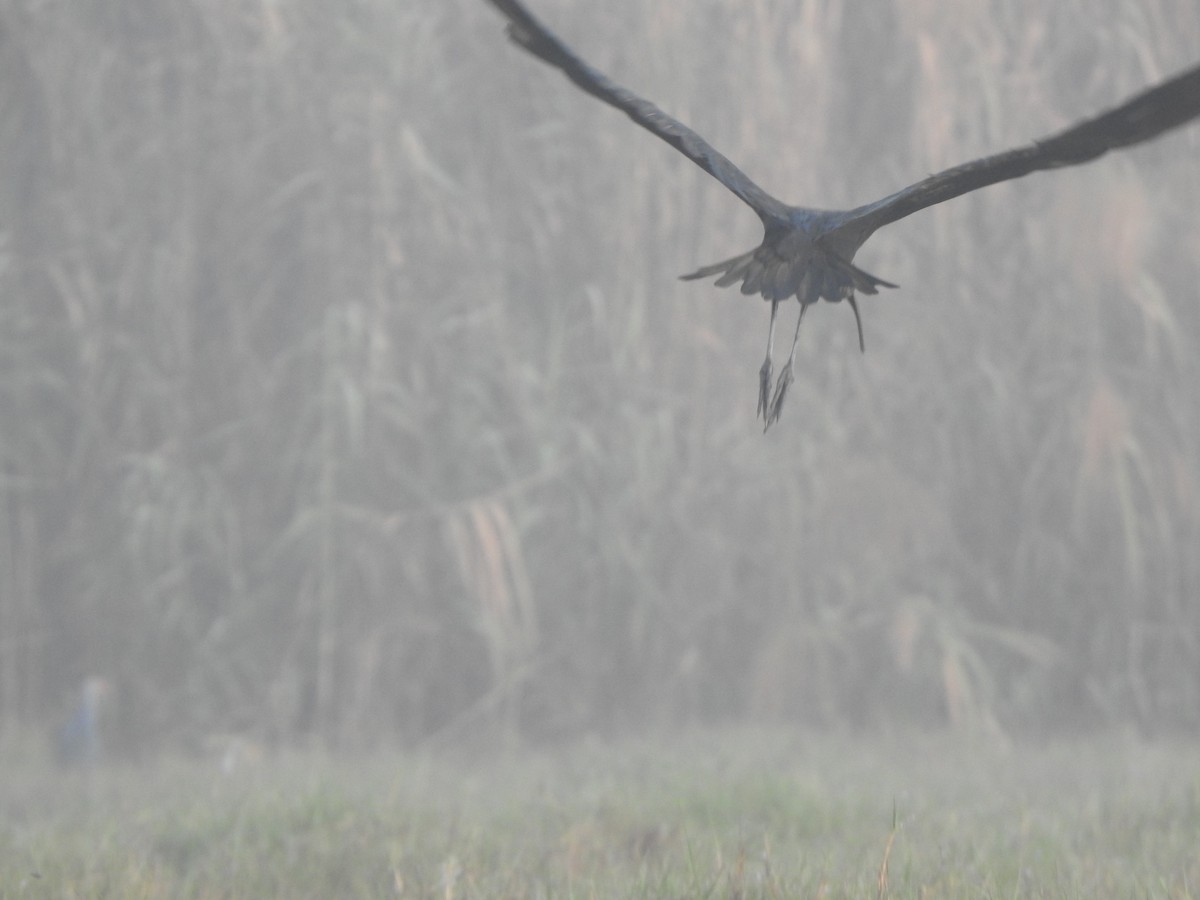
left=0, top=0, right=1197, bottom=758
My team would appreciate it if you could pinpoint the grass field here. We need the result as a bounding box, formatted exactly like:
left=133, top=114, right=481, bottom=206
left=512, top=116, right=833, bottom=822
left=2, top=730, right=1198, bottom=898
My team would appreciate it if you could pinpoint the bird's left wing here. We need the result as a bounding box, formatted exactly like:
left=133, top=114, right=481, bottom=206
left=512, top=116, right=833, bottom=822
left=485, top=0, right=792, bottom=224
left=843, top=63, right=1200, bottom=237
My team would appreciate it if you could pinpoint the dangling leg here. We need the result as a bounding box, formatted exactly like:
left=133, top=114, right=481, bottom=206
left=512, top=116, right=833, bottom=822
left=757, top=299, right=779, bottom=420
left=848, top=294, right=865, bottom=352
left=766, top=303, right=808, bottom=430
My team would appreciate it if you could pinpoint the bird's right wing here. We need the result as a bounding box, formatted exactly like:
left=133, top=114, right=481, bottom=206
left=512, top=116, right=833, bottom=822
left=485, top=0, right=791, bottom=224
left=843, top=63, right=1200, bottom=237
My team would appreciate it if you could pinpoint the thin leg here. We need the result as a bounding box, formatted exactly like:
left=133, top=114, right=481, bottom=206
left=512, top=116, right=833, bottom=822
left=766, top=303, right=807, bottom=430
left=848, top=295, right=865, bottom=352
left=757, top=300, right=779, bottom=420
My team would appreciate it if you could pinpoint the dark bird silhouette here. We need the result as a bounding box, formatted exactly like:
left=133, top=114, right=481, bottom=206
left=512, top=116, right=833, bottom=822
left=485, top=0, right=1200, bottom=429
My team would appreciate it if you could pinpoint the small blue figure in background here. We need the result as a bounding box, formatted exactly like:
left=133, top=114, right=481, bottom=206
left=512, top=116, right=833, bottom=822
left=56, top=676, right=111, bottom=766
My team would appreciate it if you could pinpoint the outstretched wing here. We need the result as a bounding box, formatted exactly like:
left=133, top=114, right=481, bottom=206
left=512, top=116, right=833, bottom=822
left=844, top=64, right=1200, bottom=236
left=485, top=0, right=791, bottom=224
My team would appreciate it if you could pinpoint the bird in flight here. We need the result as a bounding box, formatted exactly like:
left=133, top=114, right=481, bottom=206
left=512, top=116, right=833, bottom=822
left=485, top=0, right=1200, bottom=429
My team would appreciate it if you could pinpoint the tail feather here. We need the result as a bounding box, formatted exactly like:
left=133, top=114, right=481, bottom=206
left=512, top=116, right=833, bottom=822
left=845, top=260, right=898, bottom=294
left=765, top=259, right=794, bottom=302
left=718, top=257, right=755, bottom=288
left=682, top=245, right=897, bottom=303
left=680, top=249, right=756, bottom=283
left=741, top=263, right=766, bottom=297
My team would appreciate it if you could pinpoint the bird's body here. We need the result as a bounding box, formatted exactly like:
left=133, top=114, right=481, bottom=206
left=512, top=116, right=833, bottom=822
left=485, top=0, right=1200, bottom=428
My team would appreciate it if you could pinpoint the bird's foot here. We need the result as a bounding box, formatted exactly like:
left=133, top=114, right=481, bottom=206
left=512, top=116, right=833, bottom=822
left=757, top=358, right=773, bottom=420
left=764, top=363, right=794, bottom=431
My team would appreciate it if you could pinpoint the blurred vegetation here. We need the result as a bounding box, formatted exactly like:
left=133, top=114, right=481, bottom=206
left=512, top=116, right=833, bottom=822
left=4, top=733, right=1200, bottom=897
left=0, top=0, right=1197, bottom=752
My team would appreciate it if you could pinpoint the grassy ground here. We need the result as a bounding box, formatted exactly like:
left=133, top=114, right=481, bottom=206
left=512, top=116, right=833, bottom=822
left=2, top=730, right=1198, bottom=898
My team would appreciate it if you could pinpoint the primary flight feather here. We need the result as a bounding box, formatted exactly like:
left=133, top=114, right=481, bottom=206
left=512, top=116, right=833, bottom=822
left=485, top=0, right=1200, bottom=429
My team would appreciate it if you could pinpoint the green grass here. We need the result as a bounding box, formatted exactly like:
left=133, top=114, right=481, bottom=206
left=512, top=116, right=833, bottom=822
left=3, top=731, right=1198, bottom=898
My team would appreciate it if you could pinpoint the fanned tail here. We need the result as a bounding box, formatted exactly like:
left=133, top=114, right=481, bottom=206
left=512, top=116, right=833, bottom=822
left=681, top=247, right=897, bottom=302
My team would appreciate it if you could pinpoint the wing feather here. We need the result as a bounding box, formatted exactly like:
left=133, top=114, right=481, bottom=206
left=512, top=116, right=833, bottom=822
left=844, top=64, right=1200, bottom=236
left=486, top=0, right=791, bottom=224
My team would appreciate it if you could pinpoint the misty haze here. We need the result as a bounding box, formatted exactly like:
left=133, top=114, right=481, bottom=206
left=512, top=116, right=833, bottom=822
left=1, top=0, right=1198, bottom=894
